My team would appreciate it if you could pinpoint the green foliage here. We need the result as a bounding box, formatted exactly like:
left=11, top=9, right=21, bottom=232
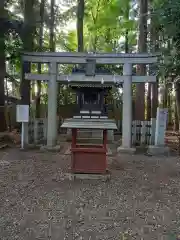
left=1, top=0, right=142, bottom=102
left=56, top=30, right=77, bottom=52
left=154, top=0, right=180, bottom=77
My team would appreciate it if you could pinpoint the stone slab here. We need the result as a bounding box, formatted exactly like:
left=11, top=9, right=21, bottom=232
left=19, top=144, right=42, bottom=151
left=40, top=145, right=61, bottom=152
left=147, top=145, right=170, bottom=156
left=69, top=171, right=111, bottom=181
left=117, top=146, right=136, bottom=154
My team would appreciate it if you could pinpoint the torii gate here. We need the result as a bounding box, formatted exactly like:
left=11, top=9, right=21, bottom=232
left=22, top=52, right=158, bottom=152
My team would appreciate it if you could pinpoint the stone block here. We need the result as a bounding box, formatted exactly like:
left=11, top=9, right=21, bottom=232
left=117, top=146, right=136, bottom=154
left=147, top=145, right=170, bottom=156
left=69, top=171, right=111, bottom=181
left=40, top=145, right=61, bottom=152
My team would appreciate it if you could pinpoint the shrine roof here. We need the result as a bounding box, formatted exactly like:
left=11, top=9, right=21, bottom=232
left=61, top=118, right=117, bottom=130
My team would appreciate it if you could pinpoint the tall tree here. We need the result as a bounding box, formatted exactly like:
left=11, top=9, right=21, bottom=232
left=157, top=0, right=180, bottom=127
left=50, top=0, right=55, bottom=51
left=0, top=0, right=7, bottom=131
left=77, top=0, right=84, bottom=52
left=151, top=38, right=158, bottom=119
left=21, top=0, right=36, bottom=105
left=124, top=0, right=130, bottom=53
left=36, top=0, right=45, bottom=118
left=146, top=84, right=151, bottom=120
left=135, top=0, right=148, bottom=120
left=174, top=95, right=179, bottom=131
left=150, top=0, right=158, bottom=119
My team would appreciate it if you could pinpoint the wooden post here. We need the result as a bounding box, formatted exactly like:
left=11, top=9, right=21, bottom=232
left=72, top=128, right=77, bottom=148
left=103, top=129, right=107, bottom=151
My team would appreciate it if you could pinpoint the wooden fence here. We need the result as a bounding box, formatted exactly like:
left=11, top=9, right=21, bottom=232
left=131, top=119, right=156, bottom=146
left=28, top=118, right=156, bottom=146
left=116, top=119, right=156, bottom=145
left=28, top=118, right=47, bottom=144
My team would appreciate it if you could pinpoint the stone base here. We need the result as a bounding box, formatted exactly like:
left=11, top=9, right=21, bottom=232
left=19, top=144, right=41, bottom=151
left=40, top=145, right=61, bottom=152
left=69, top=170, right=111, bottom=181
left=147, top=145, right=170, bottom=156
left=117, top=146, right=136, bottom=154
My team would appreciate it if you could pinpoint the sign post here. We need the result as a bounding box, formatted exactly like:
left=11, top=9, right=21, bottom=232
left=16, top=105, right=29, bottom=149
left=147, top=107, right=169, bottom=155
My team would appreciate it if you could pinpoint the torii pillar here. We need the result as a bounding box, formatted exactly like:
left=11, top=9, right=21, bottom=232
left=47, top=62, right=58, bottom=147
left=118, top=63, right=136, bottom=154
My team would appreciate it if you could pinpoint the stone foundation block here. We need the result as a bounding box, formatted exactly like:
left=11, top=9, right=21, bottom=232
left=147, top=145, right=170, bottom=156
left=117, top=146, right=136, bottom=154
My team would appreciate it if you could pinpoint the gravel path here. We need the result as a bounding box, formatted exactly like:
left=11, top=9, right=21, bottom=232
left=0, top=145, right=180, bottom=240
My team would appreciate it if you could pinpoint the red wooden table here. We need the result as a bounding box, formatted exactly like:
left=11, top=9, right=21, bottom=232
left=71, top=128, right=108, bottom=174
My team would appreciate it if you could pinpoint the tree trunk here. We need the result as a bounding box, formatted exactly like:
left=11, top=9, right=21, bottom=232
left=175, top=80, right=180, bottom=130
left=167, top=89, right=172, bottom=126
left=49, top=0, right=58, bottom=118
left=21, top=0, right=36, bottom=105
left=149, top=1, right=158, bottom=119
left=36, top=0, right=45, bottom=118
left=125, top=30, right=129, bottom=53
left=50, top=0, right=55, bottom=52
left=163, top=83, right=168, bottom=108
left=31, top=82, right=36, bottom=100
left=146, top=83, right=151, bottom=120
left=124, top=2, right=130, bottom=54
left=151, top=82, right=158, bottom=118
left=135, top=0, right=148, bottom=120
left=0, top=0, right=6, bottom=131
left=174, top=99, right=179, bottom=131
left=77, top=0, right=84, bottom=52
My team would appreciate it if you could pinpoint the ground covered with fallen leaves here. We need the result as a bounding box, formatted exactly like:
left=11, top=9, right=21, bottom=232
left=0, top=143, right=180, bottom=240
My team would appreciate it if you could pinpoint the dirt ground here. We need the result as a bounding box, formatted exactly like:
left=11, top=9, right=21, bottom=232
left=0, top=143, right=180, bottom=240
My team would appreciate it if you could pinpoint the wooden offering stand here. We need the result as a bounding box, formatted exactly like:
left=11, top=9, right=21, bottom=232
left=61, top=118, right=117, bottom=174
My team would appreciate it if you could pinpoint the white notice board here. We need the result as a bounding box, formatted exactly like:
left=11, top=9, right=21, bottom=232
left=16, top=105, right=29, bottom=122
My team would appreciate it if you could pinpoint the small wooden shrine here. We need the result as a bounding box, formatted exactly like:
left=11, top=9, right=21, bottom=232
left=70, top=60, right=113, bottom=118
left=61, top=60, right=117, bottom=174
